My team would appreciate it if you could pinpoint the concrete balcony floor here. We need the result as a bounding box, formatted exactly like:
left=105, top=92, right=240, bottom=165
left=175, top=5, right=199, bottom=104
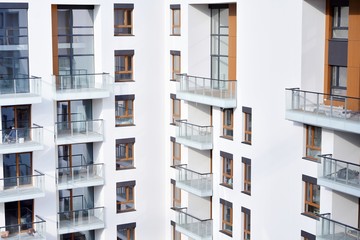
left=58, top=215, right=104, bottom=235
left=0, top=186, right=44, bottom=203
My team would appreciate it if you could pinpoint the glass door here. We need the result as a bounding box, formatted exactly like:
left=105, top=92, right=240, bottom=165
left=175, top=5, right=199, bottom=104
left=3, top=153, right=32, bottom=189
left=5, top=200, right=33, bottom=234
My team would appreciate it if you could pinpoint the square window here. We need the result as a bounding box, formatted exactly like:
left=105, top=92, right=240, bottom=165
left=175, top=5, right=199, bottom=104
left=222, top=108, right=233, bottom=139
left=116, top=138, right=135, bottom=170
left=170, top=5, right=180, bottom=35
left=117, top=181, right=135, bottom=213
left=117, top=222, right=136, bottom=240
left=220, top=199, right=233, bottom=236
left=305, top=125, right=321, bottom=161
left=114, top=4, right=133, bottom=35
left=303, top=175, right=320, bottom=216
left=330, top=66, right=347, bottom=97
left=242, top=158, right=251, bottom=195
left=242, top=207, right=251, bottom=240
left=115, top=95, right=134, bottom=126
left=242, top=107, right=252, bottom=144
left=115, top=51, right=134, bottom=81
left=171, top=51, right=181, bottom=80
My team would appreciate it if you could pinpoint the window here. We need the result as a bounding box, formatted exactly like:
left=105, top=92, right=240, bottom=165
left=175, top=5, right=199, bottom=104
left=170, top=5, right=180, bottom=35
left=117, top=181, right=135, bottom=213
left=115, top=50, right=134, bottom=82
left=115, top=95, right=134, bottom=126
left=305, top=125, right=321, bottom=161
left=170, top=51, right=181, bottom=80
left=303, top=175, right=320, bottom=216
left=117, top=222, right=136, bottom=240
left=171, top=221, right=181, bottom=240
left=114, top=4, right=133, bottom=35
left=330, top=66, right=347, bottom=97
left=301, top=230, right=316, bottom=240
left=222, top=108, right=233, bottom=139
left=221, top=151, right=233, bottom=188
left=171, top=137, right=181, bottom=166
left=242, top=207, right=251, bottom=240
left=220, top=199, right=232, bottom=236
left=242, top=107, right=252, bottom=144
left=242, top=157, right=251, bottom=195
left=171, top=179, right=181, bottom=208
left=116, top=138, right=135, bottom=170
left=332, top=3, right=349, bottom=39
left=170, top=94, right=181, bottom=124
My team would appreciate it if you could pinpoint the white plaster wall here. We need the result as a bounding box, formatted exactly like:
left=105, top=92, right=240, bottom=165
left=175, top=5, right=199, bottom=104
left=333, top=131, right=360, bottom=164
left=188, top=148, right=211, bottom=173
left=332, top=191, right=358, bottom=228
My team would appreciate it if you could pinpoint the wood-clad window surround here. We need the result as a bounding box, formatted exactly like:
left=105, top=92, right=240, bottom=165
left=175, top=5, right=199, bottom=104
left=221, top=151, right=233, bottom=188
left=222, top=108, right=233, bottom=139
left=242, top=207, right=251, bottom=240
left=114, top=4, right=133, bottom=36
left=115, top=95, right=134, bottom=126
left=116, top=181, right=135, bottom=213
left=305, top=125, right=321, bottom=161
left=171, top=137, right=181, bottom=166
left=220, top=199, right=233, bottom=236
left=117, top=222, right=136, bottom=240
left=170, top=50, right=181, bottom=80
left=115, top=50, right=134, bottom=82
left=170, top=5, right=180, bottom=35
left=242, top=107, right=252, bottom=145
left=302, top=175, right=320, bottom=217
left=171, top=179, right=181, bottom=208
left=116, top=138, right=135, bottom=170
left=170, top=94, right=181, bottom=125
left=242, top=157, right=251, bottom=195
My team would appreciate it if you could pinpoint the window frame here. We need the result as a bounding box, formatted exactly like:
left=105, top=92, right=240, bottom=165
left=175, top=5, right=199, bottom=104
left=171, top=221, right=181, bottom=240
left=330, top=65, right=347, bottom=98
left=171, top=137, right=181, bottom=166
left=331, top=4, right=349, bottom=39
left=116, top=181, right=135, bottom=213
left=222, top=108, right=233, bottom=139
left=221, top=151, right=233, bottom=188
left=220, top=199, right=233, bottom=236
left=115, top=95, right=134, bottom=126
left=114, top=4, right=133, bottom=36
left=242, top=157, right=251, bottom=195
left=171, top=180, right=181, bottom=208
left=170, top=5, right=181, bottom=35
left=305, top=125, right=321, bottom=161
left=170, top=51, right=181, bottom=80
left=171, top=94, right=181, bottom=125
left=115, top=50, right=134, bottom=82
left=303, top=175, right=320, bottom=217
left=242, top=107, right=252, bottom=145
left=117, top=222, right=136, bottom=240
left=116, top=138, right=135, bottom=170
left=242, top=207, right=251, bottom=240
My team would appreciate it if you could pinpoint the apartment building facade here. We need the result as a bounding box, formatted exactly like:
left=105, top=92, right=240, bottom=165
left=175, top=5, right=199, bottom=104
left=0, top=0, right=359, bottom=240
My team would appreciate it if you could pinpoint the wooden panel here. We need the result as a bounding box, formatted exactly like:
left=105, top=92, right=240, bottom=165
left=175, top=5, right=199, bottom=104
left=51, top=5, right=59, bottom=75
left=349, top=0, right=360, bottom=41
left=347, top=67, right=360, bottom=110
left=228, top=3, right=236, bottom=81
left=324, top=0, right=332, bottom=95
left=347, top=40, right=360, bottom=67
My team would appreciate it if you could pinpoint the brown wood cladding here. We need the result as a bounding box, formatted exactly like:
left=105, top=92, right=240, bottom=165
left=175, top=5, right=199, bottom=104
left=324, top=0, right=331, bottom=97
left=51, top=5, right=59, bottom=75
left=228, top=3, right=236, bottom=81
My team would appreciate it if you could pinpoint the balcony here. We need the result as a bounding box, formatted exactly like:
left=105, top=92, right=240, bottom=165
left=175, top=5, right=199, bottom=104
left=57, top=163, right=104, bottom=190
left=176, top=120, right=213, bottom=150
left=58, top=207, right=105, bottom=234
left=318, top=154, right=360, bottom=197
left=0, top=76, right=42, bottom=106
left=174, top=165, right=212, bottom=197
left=172, top=207, right=212, bottom=240
left=285, top=88, right=360, bottom=134
left=317, top=213, right=360, bottom=240
left=0, top=125, right=43, bottom=154
left=54, top=120, right=104, bottom=145
left=176, top=74, right=237, bottom=108
left=53, top=73, right=111, bottom=101
left=0, top=215, right=46, bottom=240
left=0, top=170, right=45, bottom=203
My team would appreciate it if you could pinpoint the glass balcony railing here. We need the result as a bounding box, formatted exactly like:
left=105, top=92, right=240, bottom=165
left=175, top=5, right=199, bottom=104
left=54, top=73, right=110, bottom=100
left=0, top=215, right=46, bottom=240
left=317, top=213, right=360, bottom=240
left=54, top=119, right=104, bottom=144
left=176, top=120, right=213, bottom=150
left=172, top=207, right=212, bottom=240
left=0, top=75, right=41, bottom=96
left=174, top=164, right=212, bottom=197
left=176, top=74, right=237, bottom=108
left=0, top=124, right=43, bottom=154
left=57, top=163, right=104, bottom=189
left=58, top=207, right=105, bottom=234
left=318, top=154, right=360, bottom=197
left=0, top=170, right=45, bottom=203
left=285, top=88, right=360, bottom=134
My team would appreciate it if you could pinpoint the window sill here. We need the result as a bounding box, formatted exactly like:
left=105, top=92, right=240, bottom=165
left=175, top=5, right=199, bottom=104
left=115, top=80, right=135, bottom=83
left=220, top=136, right=233, bottom=141
left=241, top=190, right=251, bottom=196
left=117, top=167, right=136, bottom=171
left=170, top=79, right=177, bottom=82
left=116, top=124, right=136, bottom=127
left=220, top=183, right=233, bottom=190
left=170, top=34, right=181, bottom=36
left=302, top=157, right=321, bottom=163
left=301, top=212, right=319, bottom=220
left=170, top=123, right=179, bottom=126
left=117, top=209, right=136, bottom=214
left=114, top=34, right=135, bottom=37
left=219, top=230, right=232, bottom=237
left=241, top=141, right=252, bottom=145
